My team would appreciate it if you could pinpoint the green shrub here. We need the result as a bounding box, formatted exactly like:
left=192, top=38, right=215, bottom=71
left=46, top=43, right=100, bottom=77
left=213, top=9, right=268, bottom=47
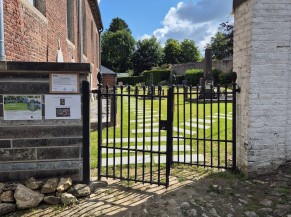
left=212, top=68, right=222, bottom=85
left=117, top=76, right=143, bottom=85
left=218, top=71, right=236, bottom=85
left=185, top=69, right=203, bottom=85
left=159, top=80, right=169, bottom=85
left=142, top=69, right=171, bottom=85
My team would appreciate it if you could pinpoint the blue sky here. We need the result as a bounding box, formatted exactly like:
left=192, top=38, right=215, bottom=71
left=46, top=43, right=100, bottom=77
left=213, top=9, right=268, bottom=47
left=98, top=0, right=233, bottom=51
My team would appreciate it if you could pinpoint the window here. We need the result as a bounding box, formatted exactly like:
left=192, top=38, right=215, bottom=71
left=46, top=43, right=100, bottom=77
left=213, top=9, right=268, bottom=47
left=28, top=0, right=35, bottom=6
left=82, top=0, right=87, bottom=56
left=66, top=0, right=75, bottom=43
left=27, top=0, right=46, bottom=16
left=91, top=21, right=94, bottom=63
left=96, top=33, right=99, bottom=67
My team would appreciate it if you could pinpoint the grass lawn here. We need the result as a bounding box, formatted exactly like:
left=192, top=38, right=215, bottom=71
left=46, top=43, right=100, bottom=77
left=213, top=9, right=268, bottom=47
left=91, top=86, right=234, bottom=181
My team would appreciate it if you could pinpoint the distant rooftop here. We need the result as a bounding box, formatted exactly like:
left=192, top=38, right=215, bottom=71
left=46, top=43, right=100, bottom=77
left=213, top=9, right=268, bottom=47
left=101, top=66, right=116, bottom=75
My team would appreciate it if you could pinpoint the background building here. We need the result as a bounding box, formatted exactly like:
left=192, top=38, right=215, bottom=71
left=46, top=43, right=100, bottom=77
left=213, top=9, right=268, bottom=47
left=2, top=0, right=103, bottom=89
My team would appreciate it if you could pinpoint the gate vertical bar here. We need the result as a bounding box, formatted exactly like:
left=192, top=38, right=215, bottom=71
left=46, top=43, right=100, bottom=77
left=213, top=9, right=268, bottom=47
left=97, top=74, right=103, bottom=181
left=82, top=80, right=90, bottom=184
left=166, top=86, right=174, bottom=187
left=232, top=82, right=237, bottom=170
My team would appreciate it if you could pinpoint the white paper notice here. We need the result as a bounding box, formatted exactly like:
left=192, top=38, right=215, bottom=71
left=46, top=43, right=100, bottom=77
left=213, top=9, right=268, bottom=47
left=45, top=95, right=81, bottom=120
left=3, top=95, right=42, bottom=120
left=51, top=74, right=79, bottom=93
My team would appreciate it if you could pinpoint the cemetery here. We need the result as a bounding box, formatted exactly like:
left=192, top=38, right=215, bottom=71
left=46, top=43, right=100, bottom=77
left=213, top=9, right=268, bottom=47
left=0, top=0, right=290, bottom=216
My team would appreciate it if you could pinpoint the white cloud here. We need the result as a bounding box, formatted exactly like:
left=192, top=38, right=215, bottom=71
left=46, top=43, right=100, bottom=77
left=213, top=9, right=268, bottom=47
left=149, top=0, right=232, bottom=52
left=98, top=0, right=101, bottom=4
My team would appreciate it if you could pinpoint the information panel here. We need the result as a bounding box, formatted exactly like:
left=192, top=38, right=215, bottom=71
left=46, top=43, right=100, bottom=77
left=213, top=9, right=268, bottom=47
left=3, top=95, right=42, bottom=120
left=49, top=73, right=79, bottom=93
left=45, top=95, right=81, bottom=120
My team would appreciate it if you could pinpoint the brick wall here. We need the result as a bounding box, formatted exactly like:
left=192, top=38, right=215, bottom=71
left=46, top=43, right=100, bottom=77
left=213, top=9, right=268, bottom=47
left=234, top=0, right=291, bottom=175
left=3, top=0, right=101, bottom=88
left=102, top=74, right=117, bottom=87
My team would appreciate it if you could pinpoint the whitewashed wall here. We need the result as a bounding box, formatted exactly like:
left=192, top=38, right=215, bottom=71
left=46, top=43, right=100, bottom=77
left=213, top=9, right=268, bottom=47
left=234, top=0, right=291, bottom=174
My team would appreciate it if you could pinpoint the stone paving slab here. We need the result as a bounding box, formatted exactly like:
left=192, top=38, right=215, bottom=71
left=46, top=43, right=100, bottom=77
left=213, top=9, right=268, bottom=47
left=173, top=127, right=196, bottom=135
left=139, top=122, right=159, bottom=127
left=154, top=154, right=204, bottom=163
left=103, top=136, right=167, bottom=143
left=191, top=118, right=215, bottom=123
left=181, top=122, right=210, bottom=129
left=208, top=115, right=232, bottom=120
left=101, top=146, right=145, bottom=154
left=148, top=145, right=191, bottom=152
left=130, top=118, right=153, bottom=123
left=143, top=115, right=161, bottom=118
left=101, top=154, right=204, bottom=166
left=131, top=128, right=160, bottom=133
left=101, top=155, right=151, bottom=166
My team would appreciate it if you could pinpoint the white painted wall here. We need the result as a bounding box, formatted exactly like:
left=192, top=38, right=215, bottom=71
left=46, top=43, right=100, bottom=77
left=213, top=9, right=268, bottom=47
left=234, top=0, right=291, bottom=174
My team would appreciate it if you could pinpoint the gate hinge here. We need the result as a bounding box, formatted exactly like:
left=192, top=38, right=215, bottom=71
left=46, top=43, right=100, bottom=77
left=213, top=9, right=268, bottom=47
left=236, top=85, right=241, bottom=93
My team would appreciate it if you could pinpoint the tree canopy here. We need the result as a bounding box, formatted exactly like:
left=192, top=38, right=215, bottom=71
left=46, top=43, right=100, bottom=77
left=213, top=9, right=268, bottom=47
left=101, top=30, right=135, bottom=72
left=108, top=17, right=131, bottom=33
left=208, top=21, right=233, bottom=60
left=180, top=39, right=201, bottom=63
left=163, top=39, right=182, bottom=64
left=131, top=37, right=163, bottom=75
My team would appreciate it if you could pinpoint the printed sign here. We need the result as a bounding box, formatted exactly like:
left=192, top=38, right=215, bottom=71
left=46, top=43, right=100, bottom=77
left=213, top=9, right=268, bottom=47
left=49, top=73, right=79, bottom=93
left=3, top=95, right=42, bottom=120
left=45, top=95, right=81, bottom=119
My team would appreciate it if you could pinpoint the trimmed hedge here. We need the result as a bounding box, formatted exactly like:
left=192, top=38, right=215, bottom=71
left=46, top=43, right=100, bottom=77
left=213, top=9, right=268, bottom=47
left=185, top=69, right=203, bottom=85
left=142, top=69, right=171, bottom=85
left=117, top=76, right=143, bottom=85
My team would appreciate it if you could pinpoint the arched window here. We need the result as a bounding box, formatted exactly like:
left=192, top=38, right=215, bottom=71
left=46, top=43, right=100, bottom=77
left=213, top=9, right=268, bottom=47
left=91, top=21, right=94, bottom=62
left=67, top=0, right=75, bottom=43
left=82, top=0, right=87, bottom=56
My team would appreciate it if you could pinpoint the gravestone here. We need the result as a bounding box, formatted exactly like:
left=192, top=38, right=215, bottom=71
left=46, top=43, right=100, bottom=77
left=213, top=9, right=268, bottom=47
left=147, top=73, right=153, bottom=96
left=199, top=48, right=216, bottom=99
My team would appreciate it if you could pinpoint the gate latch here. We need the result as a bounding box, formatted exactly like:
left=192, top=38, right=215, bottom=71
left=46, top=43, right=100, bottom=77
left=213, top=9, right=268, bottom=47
left=159, top=120, right=167, bottom=130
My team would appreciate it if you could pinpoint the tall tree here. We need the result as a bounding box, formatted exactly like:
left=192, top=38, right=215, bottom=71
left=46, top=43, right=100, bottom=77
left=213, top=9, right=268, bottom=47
left=101, top=30, right=135, bottom=72
left=180, top=39, right=201, bottom=63
left=209, top=21, right=233, bottom=60
left=108, top=17, right=131, bottom=33
left=131, top=37, right=163, bottom=75
left=163, top=39, right=182, bottom=64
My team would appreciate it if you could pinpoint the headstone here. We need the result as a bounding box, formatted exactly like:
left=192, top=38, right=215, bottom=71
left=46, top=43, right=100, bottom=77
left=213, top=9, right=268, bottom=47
left=199, top=48, right=216, bottom=99
left=147, top=73, right=153, bottom=95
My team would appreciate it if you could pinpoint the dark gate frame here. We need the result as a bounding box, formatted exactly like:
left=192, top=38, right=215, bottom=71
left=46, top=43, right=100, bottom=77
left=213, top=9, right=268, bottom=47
left=93, top=76, right=238, bottom=188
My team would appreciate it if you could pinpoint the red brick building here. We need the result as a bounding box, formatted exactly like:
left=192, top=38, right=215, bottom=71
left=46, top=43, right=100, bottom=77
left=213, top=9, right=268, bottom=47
left=2, top=0, right=103, bottom=89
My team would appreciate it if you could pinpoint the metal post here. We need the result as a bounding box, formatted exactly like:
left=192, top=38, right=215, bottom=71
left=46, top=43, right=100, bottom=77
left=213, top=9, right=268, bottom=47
left=82, top=81, right=90, bottom=184
left=232, top=82, right=237, bottom=170
left=166, top=86, right=174, bottom=187
left=97, top=73, right=103, bottom=180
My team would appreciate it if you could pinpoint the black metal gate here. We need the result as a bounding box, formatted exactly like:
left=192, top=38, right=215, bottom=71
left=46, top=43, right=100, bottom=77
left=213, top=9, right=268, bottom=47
left=96, top=80, right=237, bottom=188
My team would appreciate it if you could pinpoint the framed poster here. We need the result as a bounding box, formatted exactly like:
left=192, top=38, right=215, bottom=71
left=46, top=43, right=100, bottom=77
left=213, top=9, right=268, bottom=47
left=49, top=73, right=80, bottom=93
left=45, top=95, right=81, bottom=120
left=3, top=95, right=42, bottom=120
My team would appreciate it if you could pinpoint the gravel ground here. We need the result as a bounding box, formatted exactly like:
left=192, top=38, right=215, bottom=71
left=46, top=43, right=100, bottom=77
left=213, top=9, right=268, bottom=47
left=6, top=163, right=291, bottom=217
